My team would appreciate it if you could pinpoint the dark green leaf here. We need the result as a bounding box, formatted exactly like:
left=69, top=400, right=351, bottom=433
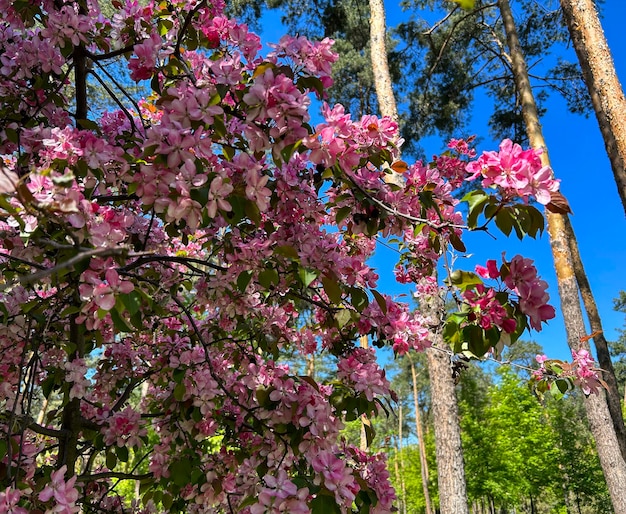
left=311, top=493, right=342, bottom=514
left=371, top=290, right=387, bottom=314
left=322, top=275, right=343, bottom=304
left=237, top=270, right=253, bottom=292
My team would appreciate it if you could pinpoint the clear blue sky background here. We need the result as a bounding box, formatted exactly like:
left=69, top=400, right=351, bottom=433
left=258, top=1, right=626, bottom=361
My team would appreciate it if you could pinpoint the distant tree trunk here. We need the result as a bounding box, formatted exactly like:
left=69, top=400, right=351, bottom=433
left=559, top=0, right=626, bottom=216
left=499, top=1, right=626, bottom=511
left=397, top=403, right=408, bottom=514
left=408, top=353, right=434, bottom=514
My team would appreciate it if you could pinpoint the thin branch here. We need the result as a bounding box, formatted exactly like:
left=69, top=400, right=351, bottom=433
left=88, top=68, right=141, bottom=135
left=85, top=45, right=136, bottom=62
left=343, top=173, right=468, bottom=231
left=1, top=246, right=131, bottom=291
left=0, top=253, right=46, bottom=270
left=77, top=471, right=152, bottom=483
left=120, top=254, right=227, bottom=273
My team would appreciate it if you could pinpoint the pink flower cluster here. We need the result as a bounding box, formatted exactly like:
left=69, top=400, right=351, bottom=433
left=534, top=350, right=604, bottom=396
left=268, top=35, right=338, bottom=90
left=571, top=349, right=604, bottom=395
left=337, top=348, right=390, bottom=402
left=503, top=255, right=556, bottom=331
left=476, top=255, right=556, bottom=331
left=466, top=139, right=559, bottom=205
left=462, top=284, right=516, bottom=333
left=359, top=294, right=431, bottom=354
left=101, top=406, right=146, bottom=448
left=38, top=465, right=80, bottom=514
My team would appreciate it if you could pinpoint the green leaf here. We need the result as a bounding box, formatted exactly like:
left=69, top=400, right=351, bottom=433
left=495, top=209, right=513, bottom=237
left=110, top=308, right=134, bottom=333
left=371, top=290, right=387, bottom=314
left=170, top=458, right=192, bottom=487
left=116, top=445, right=129, bottom=463
left=322, top=275, right=343, bottom=304
left=449, top=231, right=467, bottom=253
left=350, top=287, right=369, bottom=312
left=446, top=270, right=483, bottom=290
left=162, top=494, right=174, bottom=511
left=274, top=245, right=299, bottom=259
left=311, top=493, right=342, bottom=514
left=173, top=383, right=186, bottom=402
left=120, top=291, right=142, bottom=316
left=237, top=270, right=253, bottom=292
left=258, top=268, right=279, bottom=289
left=526, top=205, right=545, bottom=238
left=106, top=450, right=117, bottom=470
left=299, top=268, right=319, bottom=288
left=335, top=309, right=351, bottom=329
left=462, top=190, right=488, bottom=228
left=335, top=206, right=352, bottom=225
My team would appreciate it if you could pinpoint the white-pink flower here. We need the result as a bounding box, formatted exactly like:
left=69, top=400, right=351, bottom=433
left=38, top=465, right=80, bottom=514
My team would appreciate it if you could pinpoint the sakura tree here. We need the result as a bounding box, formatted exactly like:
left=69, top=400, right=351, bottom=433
left=0, top=1, right=600, bottom=513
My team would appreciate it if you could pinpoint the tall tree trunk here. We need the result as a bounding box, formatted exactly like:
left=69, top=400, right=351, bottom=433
left=564, top=215, right=626, bottom=459
left=408, top=354, right=434, bottom=514
left=397, top=403, right=408, bottom=514
left=369, top=2, right=469, bottom=511
left=499, top=1, right=626, bottom=511
left=559, top=0, right=626, bottom=216
left=369, top=0, right=398, bottom=122
left=427, top=342, right=469, bottom=514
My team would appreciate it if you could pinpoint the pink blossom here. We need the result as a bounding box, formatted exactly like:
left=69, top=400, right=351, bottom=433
left=0, top=487, right=28, bottom=514
left=207, top=176, right=233, bottom=218
left=101, top=406, right=146, bottom=448
left=89, top=268, right=134, bottom=311
left=128, top=32, right=162, bottom=81
left=467, top=139, right=559, bottom=204
left=572, top=349, right=603, bottom=395
left=475, top=259, right=499, bottom=279
left=38, top=465, right=80, bottom=514
left=245, top=171, right=272, bottom=212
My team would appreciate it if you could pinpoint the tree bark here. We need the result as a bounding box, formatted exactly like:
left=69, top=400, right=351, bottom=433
left=499, top=1, right=626, bottom=511
left=369, top=0, right=398, bottom=122
left=564, top=215, right=626, bottom=460
left=368, top=2, right=469, bottom=510
left=397, top=403, right=408, bottom=514
left=559, top=0, right=626, bottom=216
left=427, top=342, right=469, bottom=514
left=408, top=354, right=434, bottom=514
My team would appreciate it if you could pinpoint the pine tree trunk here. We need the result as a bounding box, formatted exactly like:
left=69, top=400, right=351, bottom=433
left=564, top=215, right=626, bottom=460
left=427, top=342, right=469, bottom=514
left=498, top=1, right=626, bottom=511
left=397, top=403, right=408, bottom=513
left=368, top=2, right=469, bottom=510
left=369, top=0, right=398, bottom=122
left=559, top=0, right=626, bottom=216
left=408, top=354, right=434, bottom=514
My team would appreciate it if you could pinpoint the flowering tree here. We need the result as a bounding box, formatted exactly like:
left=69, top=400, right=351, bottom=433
left=0, top=1, right=601, bottom=512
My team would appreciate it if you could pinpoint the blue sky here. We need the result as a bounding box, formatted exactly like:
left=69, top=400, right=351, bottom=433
left=258, top=1, right=626, bottom=361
